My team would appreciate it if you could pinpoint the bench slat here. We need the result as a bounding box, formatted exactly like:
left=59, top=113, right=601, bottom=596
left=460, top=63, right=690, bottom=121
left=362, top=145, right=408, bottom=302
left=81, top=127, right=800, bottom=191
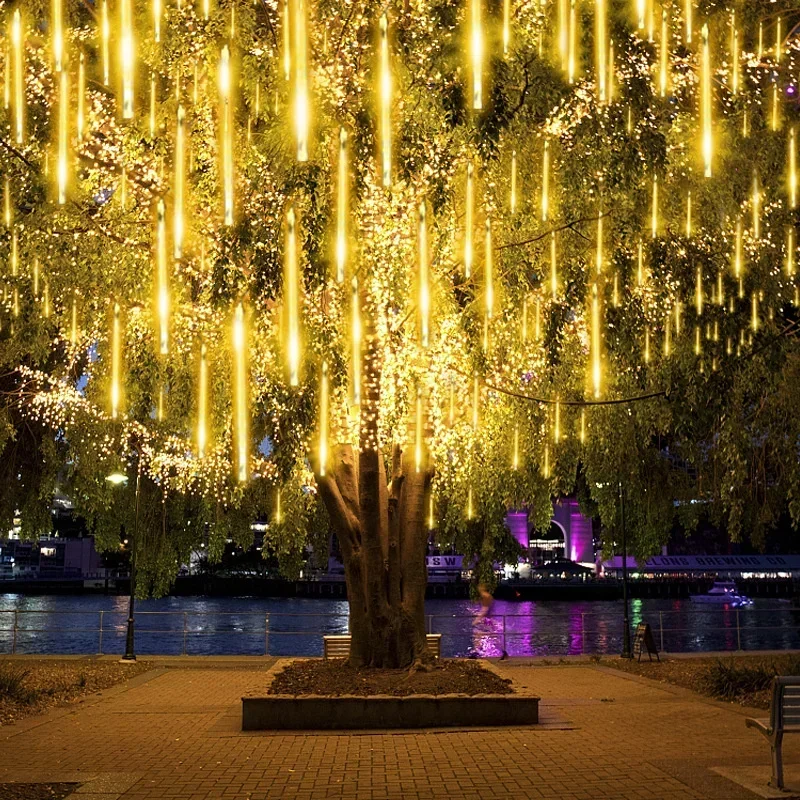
left=323, top=633, right=442, bottom=660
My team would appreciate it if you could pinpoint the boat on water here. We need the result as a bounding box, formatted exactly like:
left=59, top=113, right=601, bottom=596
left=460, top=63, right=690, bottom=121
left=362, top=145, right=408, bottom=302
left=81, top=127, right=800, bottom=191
left=690, top=581, right=754, bottom=606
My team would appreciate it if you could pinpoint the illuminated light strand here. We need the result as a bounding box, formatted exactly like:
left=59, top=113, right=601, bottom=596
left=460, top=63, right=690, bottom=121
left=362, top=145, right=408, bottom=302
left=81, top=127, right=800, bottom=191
left=637, top=241, right=644, bottom=285
left=694, top=324, right=701, bottom=355
left=42, top=279, right=50, bottom=318
left=428, top=493, right=435, bottom=530
left=664, top=312, right=671, bottom=356
left=120, top=0, right=135, bottom=119
left=595, top=0, right=607, bottom=102
left=415, top=387, right=423, bottom=472
left=775, top=16, right=782, bottom=64
left=232, top=303, right=249, bottom=482
left=10, top=228, right=18, bottom=276
left=554, top=399, right=561, bottom=443
left=418, top=203, right=430, bottom=347
left=275, top=489, right=282, bottom=524
left=379, top=13, right=391, bottom=185
left=153, top=0, right=161, bottom=43
left=543, top=444, right=550, bottom=478
left=219, top=46, right=234, bottom=225
left=319, top=360, right=329, bottom=476
left=701, top=24, right=712, bottom=178
left=790, top=127, right=797, bottom=210
left=294, top=0, right=309, bottom=161
left=110, top=302, right=122, bottom=419
left=149, top=73, right=157, bottom=138
left=675, top=300, right=683, bottom=336
left=512, top=423, right=519, bottom=470
left=336, top=128, right=347, bottom=283
left=286, top=207, right=301, bottom=386
left=101, top=0, right=110, bottom=85
left=733, top=218, right=743, bottom=279
left=684, top=0, right=692, bottom=43
left=651, top=175, right=658, bottom=237
left=659, top=8, right=668, bottom=98
left=731, top=28, right=739, bottom=95
left=567, top=0, right=576, bottom=84
left=788, top=228, right=796, bottom=277
left=607, top=39, right=615, bottom=102
left=32, top=257, right=39, bottom=298
left=510, top=150, right=517, bottom=213
left=197, top=343, right=208, bottom=458
left=57, top=70, right=68, bottom=204
left=580, top=409, right=586, bottom=443
left=467, top=486, right=474, bottom=520
left=156, top=199, right=169, bottom=355
left=559, top=0, right=569, bottom=70
left=695, top=266, right=703, bottom=316
left=465, top=162, right=474, bottom=278
left=771, top=84, right=780, bottom=132
left=472, top=375, right=479, bottom=430
left=282, top=0, right=291, bottom=80
left=595, top=209, right=603, bottom=274
left=752, top=173, right=761, bottom=239
left=471, top=0, right=482, bottom=109
left=502, top=0, right=510, bottom=55
left=550, top=232, right=558, bottom=299
left=77, top=52, right=86, bottom=143
left=686, top=191, right=692, bottom=237
left=590, top=282, right=601, bottom=399
left=12, top=10, right=24, bottom=144
left=53, top=0, right=64, bottom=72
left=758, top=21, right=763, bottom=60
left=644, top=327, right=650, bottom=364
left=751, top=293, right=759, bottom=332
left=542, top=140, right=550, bottom=221
left=351, top=277, right=361, bottom=405
left=716, top=270, right=724, bottom=306
left=174, top=106, right=186, bottom=259
left=485, top=218, right=493, bottom=320
left=3, top=179, right=11, bottom=228
left=636, top=0, right=645, bottom=31
left=612, top=272, right=619, bottom=308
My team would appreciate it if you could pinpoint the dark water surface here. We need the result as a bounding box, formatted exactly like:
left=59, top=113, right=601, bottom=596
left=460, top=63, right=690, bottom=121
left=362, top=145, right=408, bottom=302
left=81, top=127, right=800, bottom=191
left=0, top=594, right=798, bottom=657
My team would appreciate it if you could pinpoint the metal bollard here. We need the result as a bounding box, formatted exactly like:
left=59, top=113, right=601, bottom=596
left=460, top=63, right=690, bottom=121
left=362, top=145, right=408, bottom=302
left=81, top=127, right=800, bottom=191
left=659, top=611, right=664, bottom=653
left=182, top=612, right=188, bottom=656
left=427, top=615, right=433, bottom=635
left=98, top=611, right=104, bottom=654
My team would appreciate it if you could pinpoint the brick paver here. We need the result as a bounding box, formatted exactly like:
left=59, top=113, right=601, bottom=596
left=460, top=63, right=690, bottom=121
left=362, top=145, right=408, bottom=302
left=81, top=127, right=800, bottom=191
left=0, top=659, right=795, bottom=799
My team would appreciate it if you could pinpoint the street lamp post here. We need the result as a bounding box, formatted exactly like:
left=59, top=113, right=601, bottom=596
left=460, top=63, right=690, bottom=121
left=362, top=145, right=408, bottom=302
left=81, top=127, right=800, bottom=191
left=619, top=481, right=632, bottom=658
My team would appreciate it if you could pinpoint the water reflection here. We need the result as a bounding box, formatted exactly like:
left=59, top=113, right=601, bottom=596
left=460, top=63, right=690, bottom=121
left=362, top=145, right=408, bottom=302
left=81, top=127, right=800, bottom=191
left=0, top=594, right=798, bottom=657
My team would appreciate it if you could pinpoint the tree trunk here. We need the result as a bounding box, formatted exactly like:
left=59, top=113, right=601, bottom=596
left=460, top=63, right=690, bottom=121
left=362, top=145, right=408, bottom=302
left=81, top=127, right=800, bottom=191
left=314, top=314, right=433, bottom=669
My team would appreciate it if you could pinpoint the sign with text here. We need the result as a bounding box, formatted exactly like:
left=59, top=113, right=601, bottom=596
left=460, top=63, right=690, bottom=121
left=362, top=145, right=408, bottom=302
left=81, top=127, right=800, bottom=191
left=604, top=554, right=800, bottom=572
left=426, top=555, right=463, bottom=572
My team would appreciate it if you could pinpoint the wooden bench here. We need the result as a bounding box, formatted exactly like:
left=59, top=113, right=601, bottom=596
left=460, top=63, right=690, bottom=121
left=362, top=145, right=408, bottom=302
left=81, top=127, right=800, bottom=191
left=323, top=634, right=442, bottom=660
left=745, top=676, right=800, bottom=789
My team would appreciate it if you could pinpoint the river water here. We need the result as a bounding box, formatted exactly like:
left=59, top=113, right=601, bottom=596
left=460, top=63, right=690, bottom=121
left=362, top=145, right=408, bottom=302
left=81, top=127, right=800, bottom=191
left=0, top=594, right=798, bottom=657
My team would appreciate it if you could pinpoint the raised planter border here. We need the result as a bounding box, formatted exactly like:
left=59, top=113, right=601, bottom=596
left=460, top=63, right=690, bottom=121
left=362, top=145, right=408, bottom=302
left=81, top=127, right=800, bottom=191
left=241, top=659, right=539, bottom=730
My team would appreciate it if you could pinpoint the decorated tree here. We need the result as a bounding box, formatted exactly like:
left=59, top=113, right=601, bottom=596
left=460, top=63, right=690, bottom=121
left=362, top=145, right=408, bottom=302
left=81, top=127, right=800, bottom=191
left=1, top=0, right=799, bottom=666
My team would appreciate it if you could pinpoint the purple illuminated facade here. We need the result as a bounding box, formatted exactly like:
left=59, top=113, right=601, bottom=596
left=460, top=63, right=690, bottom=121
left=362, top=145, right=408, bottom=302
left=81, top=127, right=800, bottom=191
left=506, top=498, right=595, bottom=565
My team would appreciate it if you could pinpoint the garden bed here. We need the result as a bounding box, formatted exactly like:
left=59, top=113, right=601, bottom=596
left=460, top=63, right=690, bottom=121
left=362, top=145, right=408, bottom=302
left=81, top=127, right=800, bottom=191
left=242, top=658, right=538, bottom=730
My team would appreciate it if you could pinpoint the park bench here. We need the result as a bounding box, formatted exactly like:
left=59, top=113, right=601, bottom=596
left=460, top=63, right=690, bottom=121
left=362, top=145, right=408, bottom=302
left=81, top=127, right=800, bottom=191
left=745, top=676, right=800, bottom=789
left=323, top=633, right=442, bottom=660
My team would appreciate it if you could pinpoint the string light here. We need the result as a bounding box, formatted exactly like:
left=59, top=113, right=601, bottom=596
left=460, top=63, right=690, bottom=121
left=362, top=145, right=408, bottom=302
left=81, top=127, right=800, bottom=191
left=219, top=47, right=234, bottom=225
left=120, top=0, right=135, bottom=118
left=590, top=283, right=601, bottom=399
left=286, top=207, right=301, bottom=386
left=651, top=175, right=658, bottom=237
left=101, top=0, right=110, bottom=85
left=543, top=444, right=550, bottom=478
left=559, top=0, right=569, bottom=71
left=790, top=127, right=797, bottom=210
left=580, top=409, right=586, bottom=443
left=541, top=140, right=550, bottom=221
left=554, top=398, right=561, bottom=443
left=685, top=192, right=692, bottom=238
left=110, top=303, right=122, bottom=419
left=550, top=232, right=558, bottom=299
left=596, top=209, right=603, bottom=274
left=731, top=28, right=739, bottom=95
left=336, top=128, right=347, bottom=283
left=419, top=203, right=430, bottom=347
left=472, top=375, right=479, bottom=430
left=471, top=0, right=482, bottom=109
left=232, top=303, right=249, bottom=482
left=294, top=0, right=309, bottom=161
left=758, top=21, right=763, bottom=60
left=318, top=360, right=329, bottom=476
left=510, top=150, right=517, bottom=213
left=77, top=53, right=86, bottom=143
left=684, top=0, right=692, bottom=44
left=197, top=343, right=208, bottom=458
left=659, top=9, right=668, bottom=98
left=32, top=258, right=39, bottom=298
left=567, top=0, right=577, bottom=84
left=485, top=219, right=493, bottom=320
left=701, top=24, right=712, bottom=178
left=12, top=10, right=24, bottom=144
left=379, top=13, right=391, bottom=186
left=173, top=106, right=186, bottom=260
left=637, top=241, right=644, bottom=285
left=153, top=0, right=161, bottom=43
left=275, top=489, right=283, bottom=524
left=787, top=228, right=796, bottom=277
left=3, top=179, right=10, bottom=228
left=57, top=71, right=68, bottom=204
left=10, top=228, right=18, bottom=276
left=752, top=173, right=761, bottom=239
left=415, top=387, right=424, bottom=472
left=351, top=277, right=361, bottom=406
left=282, top=0, right=291, bottom=80
left=503, top=0, right=510, bottom=56
left=734, top=218, right=743, bottom=280
left=465, top=162, right=474, bottom=278
left=595, top=0, right=607, bottom=101
left=775, top=16, right=782, bottom=64
left=695, top=266, right=703, bottom=316
left=512, top=423, right=519, bottom=469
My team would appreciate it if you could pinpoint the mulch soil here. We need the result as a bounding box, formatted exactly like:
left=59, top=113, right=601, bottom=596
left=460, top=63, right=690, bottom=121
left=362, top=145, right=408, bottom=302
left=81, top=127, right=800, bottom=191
left=0, top=784, right=78, bottom=800
left=268, top=658, right=515, bottom=697
left=603, top=653, right=800, bottom=709
left=0, top=660, right=152, bottom=726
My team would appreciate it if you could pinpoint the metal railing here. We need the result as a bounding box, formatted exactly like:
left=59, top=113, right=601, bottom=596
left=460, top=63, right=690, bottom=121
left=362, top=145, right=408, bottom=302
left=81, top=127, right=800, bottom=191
left=0, top=607, right=798, bottom=656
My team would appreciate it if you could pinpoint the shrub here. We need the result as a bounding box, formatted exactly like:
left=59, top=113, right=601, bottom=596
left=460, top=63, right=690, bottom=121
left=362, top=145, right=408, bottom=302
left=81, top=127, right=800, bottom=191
left=701, top=657, right=800, bottom=702
left=0, top=664, right=38, bottom=705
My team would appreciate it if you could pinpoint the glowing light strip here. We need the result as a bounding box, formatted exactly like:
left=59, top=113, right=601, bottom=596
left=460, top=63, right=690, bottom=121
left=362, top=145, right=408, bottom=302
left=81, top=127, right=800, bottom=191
left=12, top=11, right=24, bottom=144
left=111, top=303, right=122, bottom=419
left=197, top=343, right=208, bottom=458
left=595, top=0, right=607, bottom=102
left=419, top=203, right=430, bottom=347
left=686, top=191, right=692, bottom=237
left=485, top=218, right=493, bottom=319
left=415, top=387, right=423, bottom=472
left=465, top=162, right=474, bottom=277
left=121, top=0, right=135, bottom=119
left=503, top=0, right=510, bottom=55
left=379, top=14, right=391, bottom=185
left=294, top=0, right=309, bottom=161
left=659, top=9, right=668, bottom=98
left=57, top=71, right=68, bottom=204
left=790, top=127, right=797, bottom=210
left=684, top=0, right=692, bottom=43
left=156, top=199, right=169, bottom=354
left=174, top=106, right=186, bottom=258
left=319, top=360, right=329, bottom=475
left=550, top=232, right=557, bottom=299
left=510, top=150, right=517, bottom=213
left=286, top=207, right=301, bottom=386
left=336, top=128, right=347, bottom=283
left=53, top=0, right=64, bottom=72
left=542, top=141, right=550, bottom=221
left=77, top=52, right=86, bottom=143
left=471, top=0, right=482, bottom=109
left=232, top=303, right=249, bottom=482
left=219, top=46, right=234, bottom=225
left=351, top=277, right=361, bottom=405
left=101, top=0, right=110, bottom=85
left=591, top=283, right=601, bottom=399
left=701, top=24, right=712, bottom=178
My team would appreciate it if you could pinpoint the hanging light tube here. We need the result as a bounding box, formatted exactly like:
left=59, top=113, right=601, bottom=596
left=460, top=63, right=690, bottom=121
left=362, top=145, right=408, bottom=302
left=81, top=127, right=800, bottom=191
left=701, top=24, right=712, bottom=177
left=351, top=277, right=361, bottom=405
left=57, top=71, right=68, bottom=204
left=219, top=46, right=234, bottom=225
left=294, top=0, right=309, bottom=161
left=471, top=0, right=482, bottom=109
left=419, top=203, right=430, bottom=347
left=156, top=199, right=169, bottom=354
left=319, top=360, right=329, bottom=476
left=336, top=128, right=347, bottom=283
left=197, top=343, right=208, bottom=458
left=110, top=303, right=122, bottom=419
left=120, top=0, right=135, bottom=119
left=465, top=162, right=474, bottom=278
left=286, top=206, right=301, bottom=386
left=12, top=10, right=24, bottom=145
left=379, top=13, right=391, bottom=185
left=232, top=303, right=249, bottom=482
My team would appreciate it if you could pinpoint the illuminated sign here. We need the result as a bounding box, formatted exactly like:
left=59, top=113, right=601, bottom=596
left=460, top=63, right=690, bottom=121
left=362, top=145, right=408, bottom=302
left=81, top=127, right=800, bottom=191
left=425, top=555, right=463, bottom=571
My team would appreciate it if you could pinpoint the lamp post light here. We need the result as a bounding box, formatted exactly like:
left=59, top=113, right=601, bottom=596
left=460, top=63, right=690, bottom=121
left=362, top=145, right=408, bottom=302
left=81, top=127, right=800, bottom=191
left=106, top=464, right=140, bottom=662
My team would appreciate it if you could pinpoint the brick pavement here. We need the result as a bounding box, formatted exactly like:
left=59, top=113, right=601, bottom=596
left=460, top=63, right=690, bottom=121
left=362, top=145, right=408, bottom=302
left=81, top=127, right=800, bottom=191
left=0, top=659, right=797, bottom=800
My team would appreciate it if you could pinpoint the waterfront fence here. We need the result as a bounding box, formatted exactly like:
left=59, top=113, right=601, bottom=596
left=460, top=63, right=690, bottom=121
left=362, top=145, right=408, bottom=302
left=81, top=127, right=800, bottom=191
left=0, top=607, right=799, bottom=657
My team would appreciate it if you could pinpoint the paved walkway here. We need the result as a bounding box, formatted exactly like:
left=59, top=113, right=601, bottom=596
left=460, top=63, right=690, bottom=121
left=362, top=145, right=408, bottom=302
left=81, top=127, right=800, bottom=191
left=0, top=659, right=798, bottom=800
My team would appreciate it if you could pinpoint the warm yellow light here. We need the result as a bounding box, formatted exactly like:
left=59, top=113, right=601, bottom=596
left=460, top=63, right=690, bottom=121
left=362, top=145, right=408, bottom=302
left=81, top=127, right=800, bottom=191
left=716, top=270, right=723, bottom=306
left=695, top=266, right=703, bottom=316
left=595, top=209, right=603, bottom=274
left=232, top=303, right=249, bottom=482
left=559, top=0, right=569, bottom=70
left=3, top=179, right=10, bottom=228
left=607, top=39, right=615, bottom=102
left=415, top=386, right=423, bottom=473
left=120, top=0, right=135, bottom=119
left=286, top=206, right=301, bottom=386
left=626, top=106, right=633, bottom=135
left=319, top=360, right=329, bottom=476
left=197, top=343, right=208, bottom=458
left=12, top=10, right=24, bottom=145
left=659, top=9, right=668, bottom=98
left=567, top=0, right=577, bottom=84
left=32, top=257, right=39, bottom=298
left=512, top=423, right=519, bottom=469
left=419, top=203, right=430, bottom=347
left=57, top=70, right=68, bottom=205
left=156, top=199, right=169, bottom=355
left=651, top=175, right=658, bottom=238
left=543, top=444, right=550, bottom=478
left=472, top=375, right=479, bottom=430
left=52, top=0, right=65, bottom=73
left=686, top=191, right=692, bottom=238
left=510, top=150, right=517, bottom=213
left=787, top=228, right=796, bottom=276
left=790, top=128, right=798, bottom=210
left=110, top=302, right=122, bottom=419
left=428, top=493, right=435, bottom=530
left=282, top=0, right=291, bottom=80
left=684, top=0, right=692, bottom=43
left=694, top=324, right=701, bottom=355
left=471, top=0, right=482, bottom=109
left=467, top=486, right=474, bottom=520
left=731, top=28, right=739, bottom=95
left=153, top=0, right=161, bottom=43
left=219, top=46, right=234, bottom=226
left=484, top=218, right=493, bottom=319
left=174, top=106, right=186, bottom=259
left=590, top=282, right=601, bottom=399
left=503, top=0, right=510, bottom=55
left=10, top=228, right=17, bottom=276
left=101, top=0, right=110, bottom=85
left=149, top=73, right=157, bottom=138
left=664, top=313, right=671, bottom=356
left=351, top=277, right=361, bottom=405
left=465, top=162, right=474, bottom=277
left=733, top=218, right=743, bottom=279
left=771, top=84, right=780, bottom=132
left=752, top=173, right=761, bottom=239
left=336, top=128, right=347, bottom=283
left=775, top=16, right=782, bottom=64
left=554, top=399, right=561, bottom=443
left=541, top=140, right=550, bottom=221
left=751, top=293, right=759, bottom=332
left=636, top=0, right=645, bottom=30
left=612, top=272, right=619, bottom=308
left=379, top=13, right=391, bottom=185
left=580, top=409, right=586, bottom=443
left=550, top=232, right=558, bottom=299
left=274, top=488, right=282, bottom=524
left=643, top=326, right=650, bottom=364
left=535, top=297, right=541, bottom=340
left=595, top=0, right=607, bottom=101
left=701, top=24, right=712, bottom=178
left=294, top=0, right=309, bottom=161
